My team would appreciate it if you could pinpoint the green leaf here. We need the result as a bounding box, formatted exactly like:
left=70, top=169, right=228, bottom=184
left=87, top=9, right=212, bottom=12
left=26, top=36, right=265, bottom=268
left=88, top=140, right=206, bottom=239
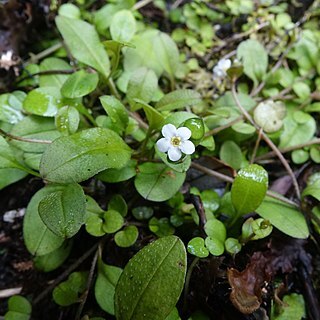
left=108, top=194, right=127, bottom=217
left=231, top=122, right=256, bottom=135
left=5, top=296, right=31, bottom=320
left=110, top=10, right=136, bottom=43
left=53, top=271, right=88, bottom=306
left=95, top=260, right=123, bottom=315
left=132, top=206, right=154, bottom=220
left=225, top=238, right=242, bottom=255
left=10, top=116, right=60, bottom=153
left=156, top=89, right=202, bottom=111
left=237, top=39, right=268, bottom=86
left=39, top=57, right=72, bottom=88
left=102, top=210, right=124, bottom=233
left=256, top=196, right=309, bottom=239
left=127, top=67, right=158, bottom=110
left=55, top=106, right=80, bottom=135
left=40, top=127, right=131, bottom=183
left=39, top=183, right=86, bottom=238
left=187, top=237, right=209, bottom=258
left=156, top=148, right=191, bottom=173
left=97, top=159, right=137, bottom=183
left=115, top=236, right=187, bottom=320
left=61, top=70, right=99, bottom=98
left=279, top=111, right=316, bottom=148
left=0, top=92, right=24, bottom=124
left=134, top=162, right=186, bottom=202
left=34, top=241, right=72, bottom=272
left=149, top=217, right=175, bottom=237
left=271, top=293, right=305, bottom=320
left=153, top=32, right=180, bottom=80
left=100, top=95, right=129, bottom=134
left=220, top=140, right=243, bottom=170
left=302, top=179, right=320, bottom=201
left=23, top=186, right=64, bottom=256
left=134, top=99, right=164, bottom=132
left=56, top=16, right=110, bottom=79
left=0, top=168, right=27, bottom=190
left=114, top=225, right=139, bottom=247
left=58, top=3, right=81, bottom=19
left=23, top=87, right=61, bottom=117
left=204, top=219, right=226, bottom=243
left=231, top=164, right=268, bottom=215
left=205, top=237, right=224, bottom=256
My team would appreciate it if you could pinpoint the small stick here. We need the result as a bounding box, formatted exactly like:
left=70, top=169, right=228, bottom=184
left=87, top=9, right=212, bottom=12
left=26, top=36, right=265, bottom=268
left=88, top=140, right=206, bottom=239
left=0, top=129, right=52, bottom=144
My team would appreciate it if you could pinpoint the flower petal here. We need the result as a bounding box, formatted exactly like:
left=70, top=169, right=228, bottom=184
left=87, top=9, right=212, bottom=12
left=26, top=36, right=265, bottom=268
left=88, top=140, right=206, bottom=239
left=180, top=140, right=195, bottom=155
left=162, top=124, right=176, bottom=139
left=168, top=147, right=182, bottom=161
left=156, top=138, right=170, bottom=152
left=176, top=127, right=191, bottom=140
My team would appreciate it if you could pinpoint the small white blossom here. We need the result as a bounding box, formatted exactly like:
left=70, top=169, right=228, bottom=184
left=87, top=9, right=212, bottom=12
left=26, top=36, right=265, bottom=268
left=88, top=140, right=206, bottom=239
left=0, top=50, right=15, bottom=71
left=156, top=124, right=195, bottom=161
left=212, top=58, right=231, bottom=80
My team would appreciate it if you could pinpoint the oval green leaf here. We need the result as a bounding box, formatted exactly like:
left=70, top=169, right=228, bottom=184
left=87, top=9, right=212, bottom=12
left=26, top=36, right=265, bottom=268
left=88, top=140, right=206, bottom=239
left=56, top=16, right=110, bottom=79
left=114, top=225, right=139, bottom=247
left=110, top=10, right=136, bottom=43
left=256, top=196, right=309, bottom=239
left=61, top=70, right=99, bottom=98
left=115, top=236, right=187, bottom=320
left=23, top=186, right=65, bottom=256
left=40, top=127, right=131, bottom=183
left=134, top=162, right=186, bottom=202
left=38, top=183, right=86, bottom=238
left=231, top=164, right=268, bottom=215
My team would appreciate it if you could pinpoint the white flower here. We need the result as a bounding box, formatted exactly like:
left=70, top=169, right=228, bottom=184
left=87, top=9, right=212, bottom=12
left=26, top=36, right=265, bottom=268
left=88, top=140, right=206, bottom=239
left=156, top=124, right=195, bottom=161
left=213, top=58, right=231, bottom=79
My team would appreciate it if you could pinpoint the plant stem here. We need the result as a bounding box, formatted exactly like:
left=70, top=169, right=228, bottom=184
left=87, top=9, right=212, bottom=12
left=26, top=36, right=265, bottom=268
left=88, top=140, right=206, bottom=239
left=132, top=0, right=153, bottom=10
left=0, top=129, right=52, bottom=144
left=28, top=42, right=63, bottom=63
left=75, top=248, right=99, bottom=320
left=183, top=257, right=200, bottom=312
left=256, top=138, right=320, bottom=160
left=106, top=77, right=121, bottom=100
left=231, top=82, right=301, bottom=199
left=205, top=115, right=244, bottom=137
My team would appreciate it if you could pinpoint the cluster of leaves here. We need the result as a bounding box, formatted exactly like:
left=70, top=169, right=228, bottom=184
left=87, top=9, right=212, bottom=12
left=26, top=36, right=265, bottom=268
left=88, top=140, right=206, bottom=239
left=1, top=0, right=320, bottom=319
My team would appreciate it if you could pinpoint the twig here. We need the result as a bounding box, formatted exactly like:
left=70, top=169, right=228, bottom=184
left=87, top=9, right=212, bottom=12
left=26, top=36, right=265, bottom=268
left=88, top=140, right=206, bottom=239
left=191, top=161, right=299, bottom=208
left=16, top=69, right=75, bottom=84
left=205, top=115, right=244, bottom=137
left=132, top=0, right=153, bottom=11
left=75, top=249, right=99, bottom=320
left=250, top=128, right=263, bottom=164
left=0, top=128, right=52, bottom=144
left=128, top=111, right=149, bottom=130
left=190, top=194, right=206, bottom=230
left=255, top=138, right=320, bottom=161
left=33, top=242, right=99, bottom=305
left=27, top=42, right=63, bottom=64
left=231, top=82, right=301, bottom=199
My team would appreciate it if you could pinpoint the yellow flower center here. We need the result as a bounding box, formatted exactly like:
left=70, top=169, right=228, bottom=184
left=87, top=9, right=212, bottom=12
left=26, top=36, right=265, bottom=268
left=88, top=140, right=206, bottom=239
left=171, top=136, right=181, bottom=147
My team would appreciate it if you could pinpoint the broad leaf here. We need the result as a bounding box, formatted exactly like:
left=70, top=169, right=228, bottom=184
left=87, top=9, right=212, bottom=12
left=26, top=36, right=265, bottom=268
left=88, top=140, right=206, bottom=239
left=39, top=57, right=72, bottom=88
left=156, top=89, right=202, bottom=111
left=95, top=259, right=123, bottom=315
left=61, top=70, right=99, bottom=98
left=237, top=39, right=268, bottom=87
left=134, top=162, right=186, bottom=202
left=115, top=236, right=186, bottom=320
left=56, top=16, right=110, bottom=79
left=127, top=67, right=158, bottom=110
left=153, top=32, right=180, bottom=80
left=100, top=95, right=129, bottom=134
left=110, top=10, right=136, bottom=43
left=115, top=225, right=139, bottom=247
left=39, top=183, right=86, bottom=238
left=5, top=296, right=32, bottom=320
left=23, top=186, right=65, bottom=256
left=256, top=196, right=309, bottom=239
left=40, top=127, right=131, bottom=183
left=231, top=164, right=268, bottom=215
